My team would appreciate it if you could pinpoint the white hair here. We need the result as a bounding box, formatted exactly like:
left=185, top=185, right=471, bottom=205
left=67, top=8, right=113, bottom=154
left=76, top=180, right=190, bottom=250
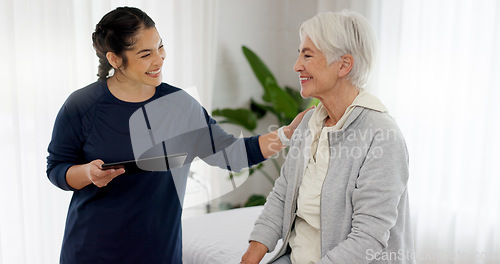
left=299, top=11, right=376, bottom=88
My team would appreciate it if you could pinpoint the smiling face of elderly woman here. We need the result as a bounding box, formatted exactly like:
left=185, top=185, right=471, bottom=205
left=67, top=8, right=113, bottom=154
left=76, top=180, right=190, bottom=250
left=293, top=35, right=345, bottom=100
left=294, top=11, right=376, bottom=98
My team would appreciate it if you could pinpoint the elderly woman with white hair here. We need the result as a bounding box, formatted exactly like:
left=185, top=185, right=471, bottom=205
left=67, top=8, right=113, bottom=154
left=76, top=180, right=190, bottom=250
left=241, top=11, right=414, bottom=264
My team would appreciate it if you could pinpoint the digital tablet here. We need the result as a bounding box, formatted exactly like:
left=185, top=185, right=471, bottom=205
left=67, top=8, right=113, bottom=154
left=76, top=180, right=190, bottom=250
left=101, top=153, right=188, bottom=172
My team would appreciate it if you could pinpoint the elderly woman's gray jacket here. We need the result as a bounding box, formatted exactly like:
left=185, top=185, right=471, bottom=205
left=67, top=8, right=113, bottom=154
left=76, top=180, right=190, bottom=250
left=249, top=106, right=415, bottom=264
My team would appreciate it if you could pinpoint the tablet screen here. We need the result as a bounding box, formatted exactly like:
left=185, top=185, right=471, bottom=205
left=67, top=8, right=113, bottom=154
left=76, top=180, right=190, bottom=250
left=101, top=153, right=187, bottom=172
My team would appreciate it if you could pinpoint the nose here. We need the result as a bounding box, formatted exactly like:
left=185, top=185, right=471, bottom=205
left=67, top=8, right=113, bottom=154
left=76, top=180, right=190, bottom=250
left=155, top=50, right=166, bottom=65
left=293, top=56, right=303, bottom=72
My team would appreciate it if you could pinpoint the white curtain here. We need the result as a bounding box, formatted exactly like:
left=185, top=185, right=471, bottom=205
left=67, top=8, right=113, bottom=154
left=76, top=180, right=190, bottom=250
left=319, top=0, right=500, bottom=263
left=0, top=0, right=218, bottom=263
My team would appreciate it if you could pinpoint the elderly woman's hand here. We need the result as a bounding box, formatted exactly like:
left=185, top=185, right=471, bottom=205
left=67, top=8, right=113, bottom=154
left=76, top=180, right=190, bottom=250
left=240, top=241, right=268, bottom=264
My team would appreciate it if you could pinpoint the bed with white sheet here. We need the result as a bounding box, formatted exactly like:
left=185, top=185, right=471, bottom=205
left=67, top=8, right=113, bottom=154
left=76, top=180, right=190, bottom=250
left=182, top=206, right=282, bottom=264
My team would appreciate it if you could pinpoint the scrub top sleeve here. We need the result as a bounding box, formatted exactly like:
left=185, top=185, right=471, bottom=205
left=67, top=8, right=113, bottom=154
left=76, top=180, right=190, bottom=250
left=204, top=109, right=265, bottom=167
left=46, top=104, right=85, bottom=191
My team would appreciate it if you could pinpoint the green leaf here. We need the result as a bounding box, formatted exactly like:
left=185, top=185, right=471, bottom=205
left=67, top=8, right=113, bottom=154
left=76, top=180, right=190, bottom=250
left=250, top=99, right=272, bottom=119
left=212, top=108, right=258, bottom=131
left=244, top=194, right=267, bottom=207
left=248, top=163, right=264, bottom=176
left=265, top=79, right=299, bottom=120
left=284, top=86, right=306, bottom=110
left=306, top=97, right=320, bottom=108
left=254, top=100, right=286, bottom=125
left=284, top=85, right=320, bottom=111
left=242, top=46, right=277, bottom=102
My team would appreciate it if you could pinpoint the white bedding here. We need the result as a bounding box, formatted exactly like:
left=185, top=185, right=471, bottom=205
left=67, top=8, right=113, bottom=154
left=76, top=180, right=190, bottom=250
left=182, top=206, right=282, bottom=264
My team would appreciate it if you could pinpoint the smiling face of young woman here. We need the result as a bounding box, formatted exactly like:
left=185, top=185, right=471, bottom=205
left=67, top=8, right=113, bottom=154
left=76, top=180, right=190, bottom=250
left=109, top=27, right=166, bottom=89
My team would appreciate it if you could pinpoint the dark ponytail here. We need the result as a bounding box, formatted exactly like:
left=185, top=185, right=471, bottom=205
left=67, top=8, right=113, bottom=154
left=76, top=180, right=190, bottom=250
left=92, top=7, right=156, bottom=81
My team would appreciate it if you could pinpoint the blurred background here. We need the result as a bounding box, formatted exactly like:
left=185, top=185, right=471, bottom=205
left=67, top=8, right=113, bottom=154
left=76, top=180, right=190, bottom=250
left=1, top=0, right=499, bottom=263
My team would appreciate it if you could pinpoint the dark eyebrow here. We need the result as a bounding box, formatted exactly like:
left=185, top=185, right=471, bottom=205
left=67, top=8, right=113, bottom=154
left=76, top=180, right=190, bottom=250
left=136, top=49, right=152, bottom=55
left=136, top=39, right=163, bottom=55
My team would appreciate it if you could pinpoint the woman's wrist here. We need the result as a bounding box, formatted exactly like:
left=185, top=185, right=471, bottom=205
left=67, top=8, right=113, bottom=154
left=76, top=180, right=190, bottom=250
left=241, top=241, right=268, bottom=264
left=66, top=163, right=93, bottom=190
left=277, top=126, right=291, bottom=146
left=283, top=125, right=294, bottom=139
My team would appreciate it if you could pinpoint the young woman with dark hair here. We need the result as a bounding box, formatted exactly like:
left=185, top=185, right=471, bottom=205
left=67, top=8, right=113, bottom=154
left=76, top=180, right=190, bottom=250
left=47, top=6, right=310, bottom=264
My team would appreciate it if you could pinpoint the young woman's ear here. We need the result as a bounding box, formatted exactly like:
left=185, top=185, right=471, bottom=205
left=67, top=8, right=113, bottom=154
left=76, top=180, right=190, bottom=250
left=106, top=52, right=123, bottom=69
left=338, top=54, right=354, bottom=77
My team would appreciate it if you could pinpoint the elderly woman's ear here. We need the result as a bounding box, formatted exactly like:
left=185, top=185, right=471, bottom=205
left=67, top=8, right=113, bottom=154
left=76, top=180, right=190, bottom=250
left=338, top=54, right=354, bottom=77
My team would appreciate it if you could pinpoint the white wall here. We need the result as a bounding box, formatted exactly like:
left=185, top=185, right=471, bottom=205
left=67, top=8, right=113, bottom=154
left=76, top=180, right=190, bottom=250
left=210, top=0, right=319, bottom=208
